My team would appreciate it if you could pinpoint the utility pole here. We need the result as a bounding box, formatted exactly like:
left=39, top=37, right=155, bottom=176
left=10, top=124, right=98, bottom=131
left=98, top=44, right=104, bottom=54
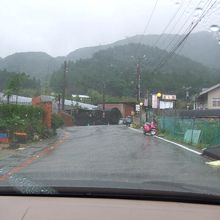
left=136, top=61, right=141, bottom=103
left=183, top=86, right=191, bottom=110
left=62, top=61, right=68, bottom=111
left=102, top=74, right=106, bottom=120
left=136, top=59, right=142, bottom=124
left=102, top=81, right=105, bottom=112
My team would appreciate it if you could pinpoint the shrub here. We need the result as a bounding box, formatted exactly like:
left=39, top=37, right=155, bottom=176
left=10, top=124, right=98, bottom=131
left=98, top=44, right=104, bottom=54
left=51, top=114, right=64, bottom=130
left=0, top=104, right=45, bottom=139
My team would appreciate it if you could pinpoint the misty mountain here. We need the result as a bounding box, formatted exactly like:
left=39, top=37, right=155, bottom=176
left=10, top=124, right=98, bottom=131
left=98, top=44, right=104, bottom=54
left=50, top=44, right=218, bottom=100
left=121, top=32, right=220, bottom=70
left=66, top=45, right=109, bottom=60
left=0, top=52, right=64, bottom=79
left=66, top=31, right=220, bottom=69
left=0, top=31, right=219, bottom=80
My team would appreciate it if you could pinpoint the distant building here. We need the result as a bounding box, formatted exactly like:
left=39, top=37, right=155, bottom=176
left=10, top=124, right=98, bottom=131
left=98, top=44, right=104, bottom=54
left=97, top=102, right=136, bottom=118
left=196, top=83, right=220, bottom=109
left=152, top=94, right=176, bottom=109
left=72, top=94, right=90, bottom=102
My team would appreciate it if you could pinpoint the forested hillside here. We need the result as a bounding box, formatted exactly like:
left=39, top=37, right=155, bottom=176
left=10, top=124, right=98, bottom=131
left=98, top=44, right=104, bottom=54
left=0, top=32, right=219, bottom=80
left=50, top=44, right=219, bottom=102
left=0, top=70, right=41, bottom=97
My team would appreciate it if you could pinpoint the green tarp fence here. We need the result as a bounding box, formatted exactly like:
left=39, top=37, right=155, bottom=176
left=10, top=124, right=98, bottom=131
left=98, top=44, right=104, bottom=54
left=158, top=116, right=220, bottom=148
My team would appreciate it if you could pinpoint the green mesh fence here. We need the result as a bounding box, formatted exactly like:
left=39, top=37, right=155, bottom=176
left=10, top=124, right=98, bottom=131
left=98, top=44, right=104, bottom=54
left=158, top=116, right=220, bottom=148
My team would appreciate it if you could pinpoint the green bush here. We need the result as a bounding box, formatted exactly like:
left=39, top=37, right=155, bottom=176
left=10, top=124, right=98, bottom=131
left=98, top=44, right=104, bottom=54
left=51, top=114, right=64, bottom=130
left=0, top=104, right=45, bottom=139
left=0, top=104, right=43, bottom=120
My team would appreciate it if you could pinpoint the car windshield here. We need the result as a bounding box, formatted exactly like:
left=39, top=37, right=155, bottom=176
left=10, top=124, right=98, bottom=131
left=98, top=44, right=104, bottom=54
left=1, top=0, right=220, bottom=200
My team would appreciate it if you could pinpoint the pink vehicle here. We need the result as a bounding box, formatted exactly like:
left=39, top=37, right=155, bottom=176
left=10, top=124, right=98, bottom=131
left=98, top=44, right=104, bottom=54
left=143, top=121, right=157, bottom=136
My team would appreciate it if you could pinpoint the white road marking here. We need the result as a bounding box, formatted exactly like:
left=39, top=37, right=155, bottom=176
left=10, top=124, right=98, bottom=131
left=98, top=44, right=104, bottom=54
left=128, top=127, right=201, bottom=155
left=155, top=136, right=202, bottom=155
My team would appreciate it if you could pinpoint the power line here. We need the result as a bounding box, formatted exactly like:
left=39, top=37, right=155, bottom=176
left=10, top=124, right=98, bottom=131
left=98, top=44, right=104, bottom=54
left=167, top=0, right=216, bottom=53
left=151, top=0, right=217, bottom=73
left=140, top=0, right=199, bottom=73
left=156, top=0, right=194, bottom=49
left=153, top=0, right=217, bottom=73
left=164, top=0, right=206, bottom=52
left=145, top=0, right=203, bottom=73
left=152, top=0, right=187, bottom=48
left=135, top=0, right=159, bottom=58
left=151, top=0, right=215, bottom=70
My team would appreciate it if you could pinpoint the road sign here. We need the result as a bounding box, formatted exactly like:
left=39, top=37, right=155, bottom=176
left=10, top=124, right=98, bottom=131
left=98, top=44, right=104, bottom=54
left=135, top=104, right=140, bottom=112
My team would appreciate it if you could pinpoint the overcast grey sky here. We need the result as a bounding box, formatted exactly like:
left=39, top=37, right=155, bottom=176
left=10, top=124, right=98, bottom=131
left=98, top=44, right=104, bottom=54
left=0, top=0, right=219, bottom=57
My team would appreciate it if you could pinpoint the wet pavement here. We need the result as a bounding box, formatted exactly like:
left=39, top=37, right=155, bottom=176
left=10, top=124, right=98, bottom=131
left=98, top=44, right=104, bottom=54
left=0, top=130, right=65, bottom=180
left=1, top=125, right=220, bottom=195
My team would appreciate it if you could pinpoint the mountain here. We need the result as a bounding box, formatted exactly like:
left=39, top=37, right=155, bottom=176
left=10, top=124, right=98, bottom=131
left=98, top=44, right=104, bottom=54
left=66, top=32, right=220, bottom=69
left=50, top=44, right=219, bottom=100
left=0, top=31, right=219, bottom=80
left=67, top=45, right=109, bottom=60
left=0, top=52, right=64, bottom=79
left=177, top=32, right=220, bottom=70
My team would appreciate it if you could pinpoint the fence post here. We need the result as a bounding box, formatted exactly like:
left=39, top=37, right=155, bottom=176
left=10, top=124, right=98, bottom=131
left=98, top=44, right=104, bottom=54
left=191, top=117, right=195, bottom=145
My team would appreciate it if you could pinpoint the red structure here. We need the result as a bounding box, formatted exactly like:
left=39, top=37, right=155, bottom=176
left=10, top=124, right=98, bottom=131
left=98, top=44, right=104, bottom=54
left=98, top=102, right=135, bottom=118
left=32, top=96, right=52, bottom=129
left=58, top=111, right=73, bottom=127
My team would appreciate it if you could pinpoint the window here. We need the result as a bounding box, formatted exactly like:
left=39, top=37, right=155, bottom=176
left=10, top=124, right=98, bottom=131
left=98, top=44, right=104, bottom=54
left=212, top=98, right=220, bottom=107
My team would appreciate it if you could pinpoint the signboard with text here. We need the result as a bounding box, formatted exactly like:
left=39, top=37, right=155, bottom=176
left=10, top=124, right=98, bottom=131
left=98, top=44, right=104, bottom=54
left=162, top=94, right=176, bottom=100
left=135, top=104, right=140, bottom=112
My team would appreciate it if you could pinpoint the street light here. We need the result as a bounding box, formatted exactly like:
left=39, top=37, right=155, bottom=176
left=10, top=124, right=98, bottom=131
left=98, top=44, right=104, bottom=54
left=140, top=101, right=144, bottom=124
left=156, top=92, right=162, bottom=98
left=156, top=92, right=162, bottom=113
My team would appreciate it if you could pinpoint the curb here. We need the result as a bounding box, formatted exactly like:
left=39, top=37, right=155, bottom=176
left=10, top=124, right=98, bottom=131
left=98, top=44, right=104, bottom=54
left=155, top=136, right=202, bottom=155
left=128, top=127, right=202, bottom=156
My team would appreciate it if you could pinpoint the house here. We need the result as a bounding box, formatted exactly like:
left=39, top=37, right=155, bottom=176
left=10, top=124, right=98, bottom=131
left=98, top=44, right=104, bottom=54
left=196, top=83, right=220, bottom=109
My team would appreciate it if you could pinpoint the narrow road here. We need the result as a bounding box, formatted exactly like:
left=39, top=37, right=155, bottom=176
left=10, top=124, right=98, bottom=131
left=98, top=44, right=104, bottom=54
left=3, top=125, right=220, bottom=194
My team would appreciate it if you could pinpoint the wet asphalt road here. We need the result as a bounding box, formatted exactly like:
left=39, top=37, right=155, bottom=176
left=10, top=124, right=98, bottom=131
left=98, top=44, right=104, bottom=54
left=2, top=125, right=220, bottom=194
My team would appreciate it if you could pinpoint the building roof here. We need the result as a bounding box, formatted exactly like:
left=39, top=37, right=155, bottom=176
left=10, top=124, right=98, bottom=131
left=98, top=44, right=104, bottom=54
left=72, top=95, right=90, bottom=99
left=199, top=83, right=220, bottom=97
left=64, top=99, right=97, bottom=110
left=40, top=95, right=55, bottom=102
left=98, top=102, right=136, bottom=104
left=0, top=92, right=32, bottom=105
left=0, top=92, right=97, bottom=110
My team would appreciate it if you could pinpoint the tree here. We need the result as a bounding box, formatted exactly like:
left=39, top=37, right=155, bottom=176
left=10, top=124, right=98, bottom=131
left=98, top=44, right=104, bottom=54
left=5, top=73, right=29, bottom=104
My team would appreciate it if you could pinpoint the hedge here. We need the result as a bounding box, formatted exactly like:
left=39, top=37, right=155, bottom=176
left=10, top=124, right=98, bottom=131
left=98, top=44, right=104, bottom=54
left=0, top=104, right=46, bottom=139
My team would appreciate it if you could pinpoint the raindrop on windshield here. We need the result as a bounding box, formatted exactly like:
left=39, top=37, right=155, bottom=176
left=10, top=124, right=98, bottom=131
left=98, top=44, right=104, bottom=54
left=210, top=25, right=219, bottom=32
left=175, top=0, right=181, bottom=5
left=195, top=7, right=203, bottom=14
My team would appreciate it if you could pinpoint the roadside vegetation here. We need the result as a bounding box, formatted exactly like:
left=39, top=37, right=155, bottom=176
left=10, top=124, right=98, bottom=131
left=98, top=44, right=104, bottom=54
left=0, top=105, right=45, bottom=140
left=0, top=105, right=64, bottom=144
